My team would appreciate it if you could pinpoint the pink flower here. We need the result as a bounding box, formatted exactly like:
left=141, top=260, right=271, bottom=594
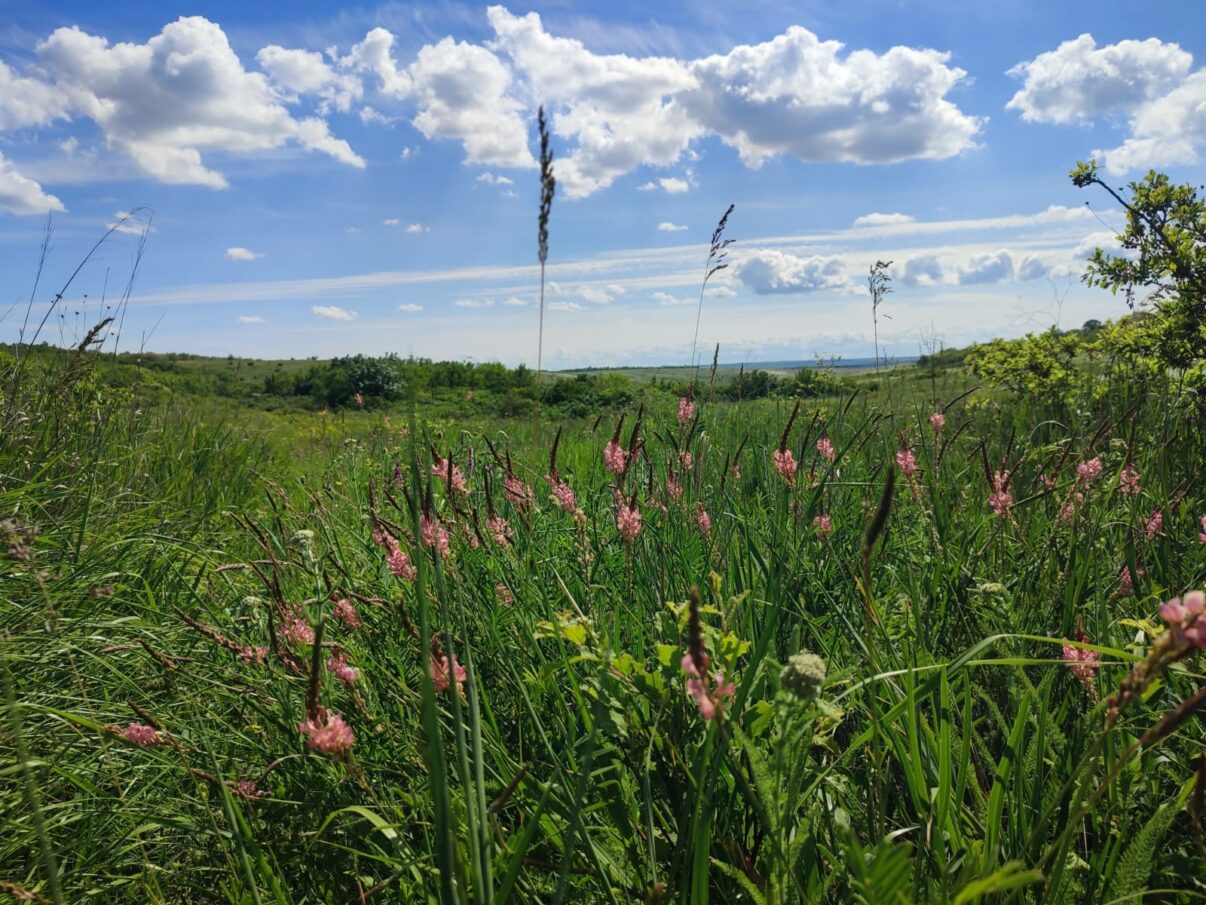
left=1061, top=636, right=1099, bottom=681
left=816, top=436, right=836, bottom=463
left=696, top=505, right=712, bottom=537
left=495, top=582, right=514, bottom=605
left=1039, top=474, right=1057, bottom=491
left=772, top=448, right=798, bottom=485
left=333, top=598, right=361, bottom=629
left=603, top=440, right=629, bottom=476
left=486, top=515, right=512, bottom=547
left=678, top=450, right=694, bottom=471
left=1118, top=564, right=1144, bottom=598
left=1200, top=515, right=1206, bottom=543
left=929, top=412, right=946, bottom=433
left=681, top=653, right=735, bottom=721
left=547, top=476, right=576, bottom=512
left=1118, top=464, right=1141, bottom=495
left=1144, top=509, right=1164, bottom=542
left=1159, top=591, right=1206, bottom=649
left=298, top=710, right=355, bottom=757
left=729, top=462, right=741, bottom=481
left=896, top=448, right=918, bottom=476
left=386, top=537, right=417, bottom=580
left=430, top=652, right=467, bottom=694
left=233, top=779, right=267, bottom=800
left=616, top=503, right=642, bottom=542
left=1058, top=491, right=1084, bottom=525
left=280, top=610, right=315, bottom=647
left=327, top=652, right=359, bottom=687
left=1076, top=457, right=1103, bottom=485
left=677, top=396, right=694, bottom=427
left=122, top=723, right=161, bottom=746
left=666, top=471, right=682, bottom=501
left=420, top=514, right=451, bottom=557
left=988, top=471, right=1014, bottom=518
left=503, top=475, right=533, bottom=510
left=813, top=513, right=832, bottom=539
left=431, top=458, right=467, bottom=495
left=238, top=645, right=268, bottom=666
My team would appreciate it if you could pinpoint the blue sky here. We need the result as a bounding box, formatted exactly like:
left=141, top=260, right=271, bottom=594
left=1, top=0, right=1204, bottom=367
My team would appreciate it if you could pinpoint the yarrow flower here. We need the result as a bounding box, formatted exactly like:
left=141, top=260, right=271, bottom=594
left=988, top=470, right=1014, bottom=518
left=280, top=610, right=315, bottom=647
left=780, top=651, right=827, bottom=702
left=420, top=514, right=451, bottom=557
left=486, top=515, right=512, bottom=547
left=681, top=653, right=735, bottom=721
left=121, top=723, right=161, bottom=746
left=1076, top=457, right=1103, bottom=485
left=616, top=503, right=642, bottom=542
left=929, top=412, right=946, bottom=433
left=298, top=709, right=355, bottom=758
left=603, top=440, right=629, bottom=476
left=772, top=448, right=798, bottom=485
left=895, top=447, right=918, bottom=476
left=431, top=458, right=467, bottom=495
left=1144, top=509, right=1164, bottom=542
left=677, top=396, right=694, bottom=427
left=695, top=505, right=712, bottom=537
left=816, top=436, right=835, bottom=463
left=813, top=513, right=832, bottom=539
left=430, top=651, right=467, bottom=694
left=326, top=652, right=359, bottom=687
left=503, top=475, right=533, bottom=510
left=1118, top=464, right=1141, bottom=495
left=333, top=597, right=361, bottom=629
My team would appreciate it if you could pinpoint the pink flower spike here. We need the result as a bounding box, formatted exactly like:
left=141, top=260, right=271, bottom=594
left=298, top=710, right=355, bottom=758
left=813, top=513, right=832, bottom=539
left=1061, top=638, right=1099, bottom=681
left=431, top=458, right=467, bottom=495
left=1144, top=509, right=1164, bottom=542
left=547, top=476, right=577, bottom=512
left=233, top=779, right=267, bottom=800
left=430, top=651, right=467, bottom=694
left=617, top=503, right=642, bottom=541
left=929, top=412, right=945, bottom=433
left=1118, top=464, right=1141, bottom=495
left=333, top=597, right=362, bottom=629
left=677, top=397, right=695, bottom=427
left=386, top=537, right=417, bottom=580
left=122, top=723, right=161, bottom=746
left=1076, top=457, right=1103, bottom=485
left=420, top=515, right=451, bottom=557
left=816, top=437, right=835, bottom=463
left=603, top=440, right=629, bottom=476
left=773, top=448, right=798, bottom=485
left=1199, top=515, right=1206, bottom=543
left=326, top=652, right=359, bottom=687
left=486, top=515, right=512, bottom=547
left=666, top=471, right=682, bottom=501
left=280, top=610, right=315, bottom=647
left=895, top=448, right=918, bottom=476
left=503, top=475, right=533, bottom=510
left=695, top=505, right=712, bottom=537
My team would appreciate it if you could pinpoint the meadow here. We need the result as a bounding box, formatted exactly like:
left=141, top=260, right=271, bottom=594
left=3, top=158, right=1206, bottom=903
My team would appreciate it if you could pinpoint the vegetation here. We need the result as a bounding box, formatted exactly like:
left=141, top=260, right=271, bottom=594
left=1, top=161, right=1205, bottom=903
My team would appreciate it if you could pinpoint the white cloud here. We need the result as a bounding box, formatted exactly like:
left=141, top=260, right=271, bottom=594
left=0, top=152, right=64, bottom=215
left=477, top=171, right=514, bottom=185
left=737, top=250, right=847, bottom=294
left=1074, top=230, right=1123, bottom=258
left=896, top=254, right=945, bottom=286
left=238, top=314, right=265, bottom=324
left=0, top=60, right=70, bottom=130
left=957, top=250, right=1015, bottom=284
left=548, top=300, right=582, bottom=311
left=33, top=17, right=364, bottom=188
left=358, top=105, right=394, bottom=125
left=382, top=218, right=400, bottom=226
left=400, top=146, right=416, bottom=159
left=504, top=296, right=529, bottom=306
left=709, top=285, right=737, bottom=298
left=108, top=210, right=148, bottom=234
left=653, top=291, right=693, bottom=306
left=345, top=226, right=361, bottom=235
left=578, top=284, right=624, bottom=304
left=658, top=221, right=688, bottom=232
left=398, top=303, right=423, bottom=312
left=659, top=177, right=689, bottom=194
left=405, top=223, right=430, bottom=233
left=256, top=44, right=361, bottom=112
left=1095, top=71, right=1206, bottom=173
left=854, top=212, right=914, bottom=227
left=226, top=246, right=263, bottom=261
left=311, top=304, right=357, bottom=320
left=342, top=27, right=411, bottom=98
left=1006, top=34, right=1191, bottom=124
left=455, top=298, right=494, bottom=308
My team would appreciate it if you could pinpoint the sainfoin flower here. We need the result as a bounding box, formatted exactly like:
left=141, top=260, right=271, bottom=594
left=326, top=652, right=359, bottom=687
left=386, top=537, right=417, bottom=580
left=677, top=396, right=694, bottom=427
left=233, top=779, right=267, bottom=800
left=989, top=470, right=1013, bottom=518
left=298, top=709, right=355, bottom=757
left=239, top=645, right=268, bottom=666
left=772, top=448, right=798, bottom=485
left=895, top=448, right=918, bottom=476
left=1144, top=509, right=1164, bottom=541
left=122, top=723, right=161, bottom=746
left=1118, top=464, right=1141, bottom=495
left=430, top=651, right=467, bottom=694
left=280, top=610, right=315, bottom=647
left=816, top=436, right=835, bottom=463
left=1200, top=515, right=1206, bottom=543
left=1076, top=457, right=1103, bottom=485
left=1058, top=491, right=1084, bottom=525
left=495, top=582, right=514, bottom=605
left=678, top=450, right=694, bottom=471
left=420, top=514, right=451, bottom=557
left=666, top=471, right=682, bottom=501
left=1061, top=635, right=1099, bottom=681
left=431, top=458, right=467, bottom=495
left=603, top=440, right=629, bottom=476
left=616, top=503, right=642, bottom=541
left=695, top=505, right=712, bottom=537
left=1159, top=590, right=1206, bottom=649
left=547, top=476, right=576, bottom=512
left=681, top=653, right=735, bottom=721
left=1117, top=564, right=1144, bottom=597
left=486, top=515, right=512, bottom=547
left=813, top=513, right=832, bottom=539
left=503, top=475, right=533, bottom=510
left=929, top=412, right=946, bottom=433
left=333, top=597, right=361, bottom=629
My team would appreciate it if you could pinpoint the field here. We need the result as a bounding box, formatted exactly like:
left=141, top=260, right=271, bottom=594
left=2, top=338, right=1205, bottom=904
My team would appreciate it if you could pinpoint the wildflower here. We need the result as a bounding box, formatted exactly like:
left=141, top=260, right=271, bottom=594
left=729, top=461, right=741, bottom=481
left=695, top=504, right=712, bottom=537
left=291, top=529, right=317, bottom=566
left=1039, top=474, right=1057, bottom=491
left=813, top=513, right=833, bottom=539
left=677, top=396, right=694, bottom=427
left=495, top=582, right=514, bottom=605
left=280, top=610, right=315, bottom=647
left=430, top=651, right=467, bottom=694
left=233, top=779, right=267, bottom=800
left=1076, top=457, right=1103, bottom=485
left=385, top=537, right=416, bottom=580
left=486, top=515, right=512, bottom=547
left=431, top=458, right=467, bottom=495
left=1117, top=564, right=1144, bottom=597
left=929, top=412, right=945, bottom=433
left=616, top=503, right=642, bottom=541
left=772, top=448, right=798, bottom=485
left=1058, top=491, right=1084, bottom=525
left=780, top=651, right=827, bottom=702
left=326, top=652, right=358, bottom=687
left=603, top=440, right=629, bottom=476
left=298, top=709, right=355, bottom=758
left=1118, top=464, right=1141, bottom=495
left=1061, top=635, right=1099, bottom=681
left=333, top=598, right=361, bottom=629
left=988, top=470, right=1014, bottom=518
left=122, top=723, right=161, bottom=746
left=420, top=514, right=451, bottom=557
left=503, top=475, right=533, bottom=510
left=681, top=653, right=735, bottom=721
left=547, top=476, right=576, bottom=512
left=895, top=448, right=918, bottom=476
left=816, top=436, right=835, bottom=463
left=1110, top=590, right=1206, bottom=723
left=678, top=450, right=694, bottom=471
left=1144, top=509, right=1164, bottom=542
left=666, top=471, right=683, bottom=501
left=1159, top=590, right=1206, bottom=649
left=238, top=645, right=268, bottom=666
left=1200, top=515, right=1206, bottom=543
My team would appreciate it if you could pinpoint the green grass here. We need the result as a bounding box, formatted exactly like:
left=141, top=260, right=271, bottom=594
left=2, top=347, right=1204, bottom=903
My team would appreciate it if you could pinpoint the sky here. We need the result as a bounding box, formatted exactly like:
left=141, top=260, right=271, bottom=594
left=0, top=0, right=1204, bottom=368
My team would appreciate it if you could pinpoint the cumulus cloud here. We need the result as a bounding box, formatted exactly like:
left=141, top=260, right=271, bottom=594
left=108, top=210, right=149, bottom=234
left=0, top=152, right=64, bottom=215
left=382, top=218, right=400, bottom=226
left=342, top=27, right=411, bottom=98
left=0, top=60, right=70, bottom=130
left=311, top=304, right=356, bottom=320
left=957, top=250, right=1016, bottom=284
left=398, top=303, right=423, bottom=312
left=658, top=221, right=688, bottom=232
left=854, top=212, right=914, bottom=227
left=504, top=296, right=529, bottom=306
left=256, top=44, right=361, bottom=112
left=896, top=254, right=945, bottom=286
left=476, top=171, right=513, bottom=185
left=737, top=250, right=847, bottom=294
left=405, top=223, right=430, bottom=233
left=1074, top=230, right=1124, bottom=258
left=1008, top=34, right=1206, bottom=174
left=1006, top=34, right=1191, bottom=124
left=454, top=298, right=494, bottom=308
left=652, top=291, right=693, bottom=306
left=238, top=314, right=264, bottom=324
left=226, top=246, right=263, bottom=261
